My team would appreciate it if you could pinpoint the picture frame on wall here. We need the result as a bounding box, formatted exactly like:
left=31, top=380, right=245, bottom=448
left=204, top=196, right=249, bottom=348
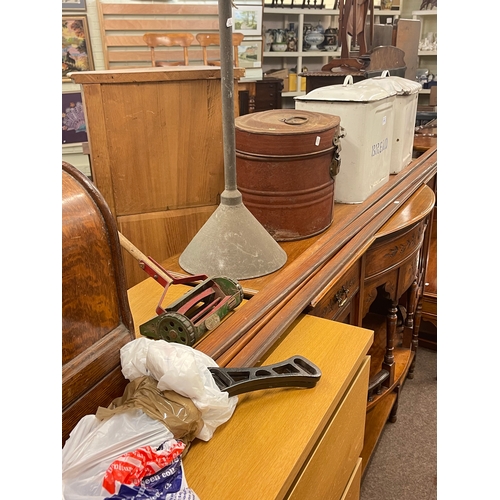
left=238, top=40, right=263, bottom=68
left=232, top=5, right=262, bottom=36
left=62, top=15, right=94, bottom=82
left=62, top=92, right=88, bottom=145
left=62, top=0, right=87, bottom=11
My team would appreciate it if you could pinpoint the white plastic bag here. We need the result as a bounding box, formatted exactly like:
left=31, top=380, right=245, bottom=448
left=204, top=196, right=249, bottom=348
left=62, top=409, right=175, bottom=499
left=120, top=338, right=238, bottom=441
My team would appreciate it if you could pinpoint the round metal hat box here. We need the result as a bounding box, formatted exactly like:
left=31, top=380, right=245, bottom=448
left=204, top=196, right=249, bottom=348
left=235, top=109, right=341, bottom=241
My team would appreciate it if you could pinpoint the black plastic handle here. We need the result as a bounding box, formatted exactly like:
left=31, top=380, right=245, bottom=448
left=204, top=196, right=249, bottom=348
left=209, top=355, right=322, bottom=397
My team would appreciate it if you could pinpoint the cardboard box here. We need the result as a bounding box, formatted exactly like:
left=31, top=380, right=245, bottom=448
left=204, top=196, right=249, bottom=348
left=265, top=69, right=289, bottom=92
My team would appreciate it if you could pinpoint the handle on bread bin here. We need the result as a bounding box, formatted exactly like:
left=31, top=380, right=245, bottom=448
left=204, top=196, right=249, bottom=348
left=343, top=75, right=354, bottom=86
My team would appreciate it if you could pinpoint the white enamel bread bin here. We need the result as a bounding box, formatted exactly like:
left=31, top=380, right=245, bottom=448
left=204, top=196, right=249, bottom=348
left=295, top=75, right=396, bottom=204
left=367, top=72, right=422, bottom=173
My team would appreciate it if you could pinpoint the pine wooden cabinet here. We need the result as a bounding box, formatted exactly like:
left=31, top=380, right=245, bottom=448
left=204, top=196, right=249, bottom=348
left=70, top=67, right=245, bottom=289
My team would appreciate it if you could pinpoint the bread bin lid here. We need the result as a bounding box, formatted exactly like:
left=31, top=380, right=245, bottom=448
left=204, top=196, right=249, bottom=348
left=295, top=75, right=395, bottom=103
left=367, top=71, right=422, bottom=95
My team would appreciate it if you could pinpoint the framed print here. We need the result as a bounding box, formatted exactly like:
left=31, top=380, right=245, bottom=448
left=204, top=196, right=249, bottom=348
left=232, top=6, right=262, bottom=36
left=62, top=92, right=88, bottom=144
left=62, top=15, right=94, bottom=82
left=62, top=0, right=87, bottom=11
left=238, top=40, right=262, bottom=68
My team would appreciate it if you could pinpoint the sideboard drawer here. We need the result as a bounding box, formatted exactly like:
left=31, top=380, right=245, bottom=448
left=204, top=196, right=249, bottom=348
left=340, top=458, right=362, bottom=500
left=365, top=220, right=426, bottom=280
left=286, top=357, right=369, bottom=500
left=308, top=259, right=361, bottom=321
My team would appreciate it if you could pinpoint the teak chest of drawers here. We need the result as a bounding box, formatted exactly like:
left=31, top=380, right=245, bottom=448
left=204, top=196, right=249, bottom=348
left=127, top=279, right=373, bottom=500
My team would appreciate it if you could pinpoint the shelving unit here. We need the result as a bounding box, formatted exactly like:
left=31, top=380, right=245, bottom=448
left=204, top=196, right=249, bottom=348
left=262, top=6, right=402, bottom=100
left=412, top=9, right=437, bottom=75
left=262, top=7, right=340, bottom=99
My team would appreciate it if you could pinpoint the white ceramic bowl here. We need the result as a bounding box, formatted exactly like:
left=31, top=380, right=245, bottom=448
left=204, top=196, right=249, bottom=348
left=271, top=43, right=288, bottom=52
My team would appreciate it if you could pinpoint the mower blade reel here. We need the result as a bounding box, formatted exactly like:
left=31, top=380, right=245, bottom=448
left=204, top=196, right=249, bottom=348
left=140, top=276, right=243, bottom=345
left=208, top=356, right=322, bottom=397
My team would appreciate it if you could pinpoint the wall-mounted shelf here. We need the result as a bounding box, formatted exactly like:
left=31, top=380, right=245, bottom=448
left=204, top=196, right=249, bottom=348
left=412, top=9, right=437, bottom=16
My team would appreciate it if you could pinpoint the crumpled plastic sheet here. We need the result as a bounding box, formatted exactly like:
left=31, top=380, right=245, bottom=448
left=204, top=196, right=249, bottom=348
left=96, top=376, right=203, bottom=444
left=120, top=338, right=238, bottom=441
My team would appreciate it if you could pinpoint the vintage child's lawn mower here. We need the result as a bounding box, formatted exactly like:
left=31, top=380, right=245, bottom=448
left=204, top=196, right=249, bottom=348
left=119, top=233, right=244, bottom=346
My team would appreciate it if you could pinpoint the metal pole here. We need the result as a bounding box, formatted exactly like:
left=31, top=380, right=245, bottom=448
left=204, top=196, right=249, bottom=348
left=179, top=0, right=287, bottom=279
left=218, top=0, right=241, bottom=205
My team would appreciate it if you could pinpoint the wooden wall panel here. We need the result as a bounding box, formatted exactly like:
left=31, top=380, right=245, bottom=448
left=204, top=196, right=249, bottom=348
left=97, top=0, right=221, bottom=69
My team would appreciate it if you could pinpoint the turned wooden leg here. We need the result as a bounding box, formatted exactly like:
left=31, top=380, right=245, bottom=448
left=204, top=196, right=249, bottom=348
left=389, top=386, right=400, bottom=423
left=383, top=301, right=397, bottom=387
left=403, top=280, right=418, bottom=345
left=408, top=296, right=423, bottom=379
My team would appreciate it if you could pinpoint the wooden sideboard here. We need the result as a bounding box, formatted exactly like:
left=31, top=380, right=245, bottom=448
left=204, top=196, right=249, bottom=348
left=127, top=279, right=373, bottom=500
left=157, top=148, right=437, bottom=474
left=414, top=120, right=437, bottom=349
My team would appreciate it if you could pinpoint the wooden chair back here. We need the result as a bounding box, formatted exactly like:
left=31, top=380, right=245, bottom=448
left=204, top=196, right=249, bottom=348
left=143, top=32, right=195, bottom=67
left=62, top=161, right=135, bottom=446
left=196, top=32, right=245, bottom=67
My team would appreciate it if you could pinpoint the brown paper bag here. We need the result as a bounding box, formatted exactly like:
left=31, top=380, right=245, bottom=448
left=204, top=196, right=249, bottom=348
left=96, top=376, right=203, bottom=445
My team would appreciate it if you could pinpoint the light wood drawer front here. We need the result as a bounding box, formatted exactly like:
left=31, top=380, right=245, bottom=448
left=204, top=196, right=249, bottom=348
left=308, top=259, right=361, bottom=321
left=340, top=458, right=362, bottom=500
left=286, top=357, right=370, bottom=500
left=365, top=221, right=425, bottom=279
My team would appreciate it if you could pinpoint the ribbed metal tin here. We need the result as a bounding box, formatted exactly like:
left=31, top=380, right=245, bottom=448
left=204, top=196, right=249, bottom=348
left=235, top=109, right=341, bottom=241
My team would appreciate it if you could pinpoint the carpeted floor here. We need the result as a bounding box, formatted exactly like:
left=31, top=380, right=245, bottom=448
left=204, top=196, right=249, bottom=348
left=360, top=347, right=437, bottom=500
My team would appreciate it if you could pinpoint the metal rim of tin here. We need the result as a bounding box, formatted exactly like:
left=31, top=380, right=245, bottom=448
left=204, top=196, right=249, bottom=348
left=236, top=146, right=335, bottom=160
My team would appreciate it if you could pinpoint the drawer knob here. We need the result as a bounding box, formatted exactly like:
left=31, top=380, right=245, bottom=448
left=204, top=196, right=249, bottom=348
left=335, top=285, right=350, bottom=307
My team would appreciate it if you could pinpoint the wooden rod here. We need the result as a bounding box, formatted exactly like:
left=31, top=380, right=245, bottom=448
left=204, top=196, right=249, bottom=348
left=195, top=148, right=437, bottom=361
left=118, top=232, right=173, bottom=285
left=224, top=182, right=435, bottom=368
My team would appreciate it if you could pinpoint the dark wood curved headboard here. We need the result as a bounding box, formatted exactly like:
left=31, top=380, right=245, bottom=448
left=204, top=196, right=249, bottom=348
left=62, top=162, right=135, bottom=446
